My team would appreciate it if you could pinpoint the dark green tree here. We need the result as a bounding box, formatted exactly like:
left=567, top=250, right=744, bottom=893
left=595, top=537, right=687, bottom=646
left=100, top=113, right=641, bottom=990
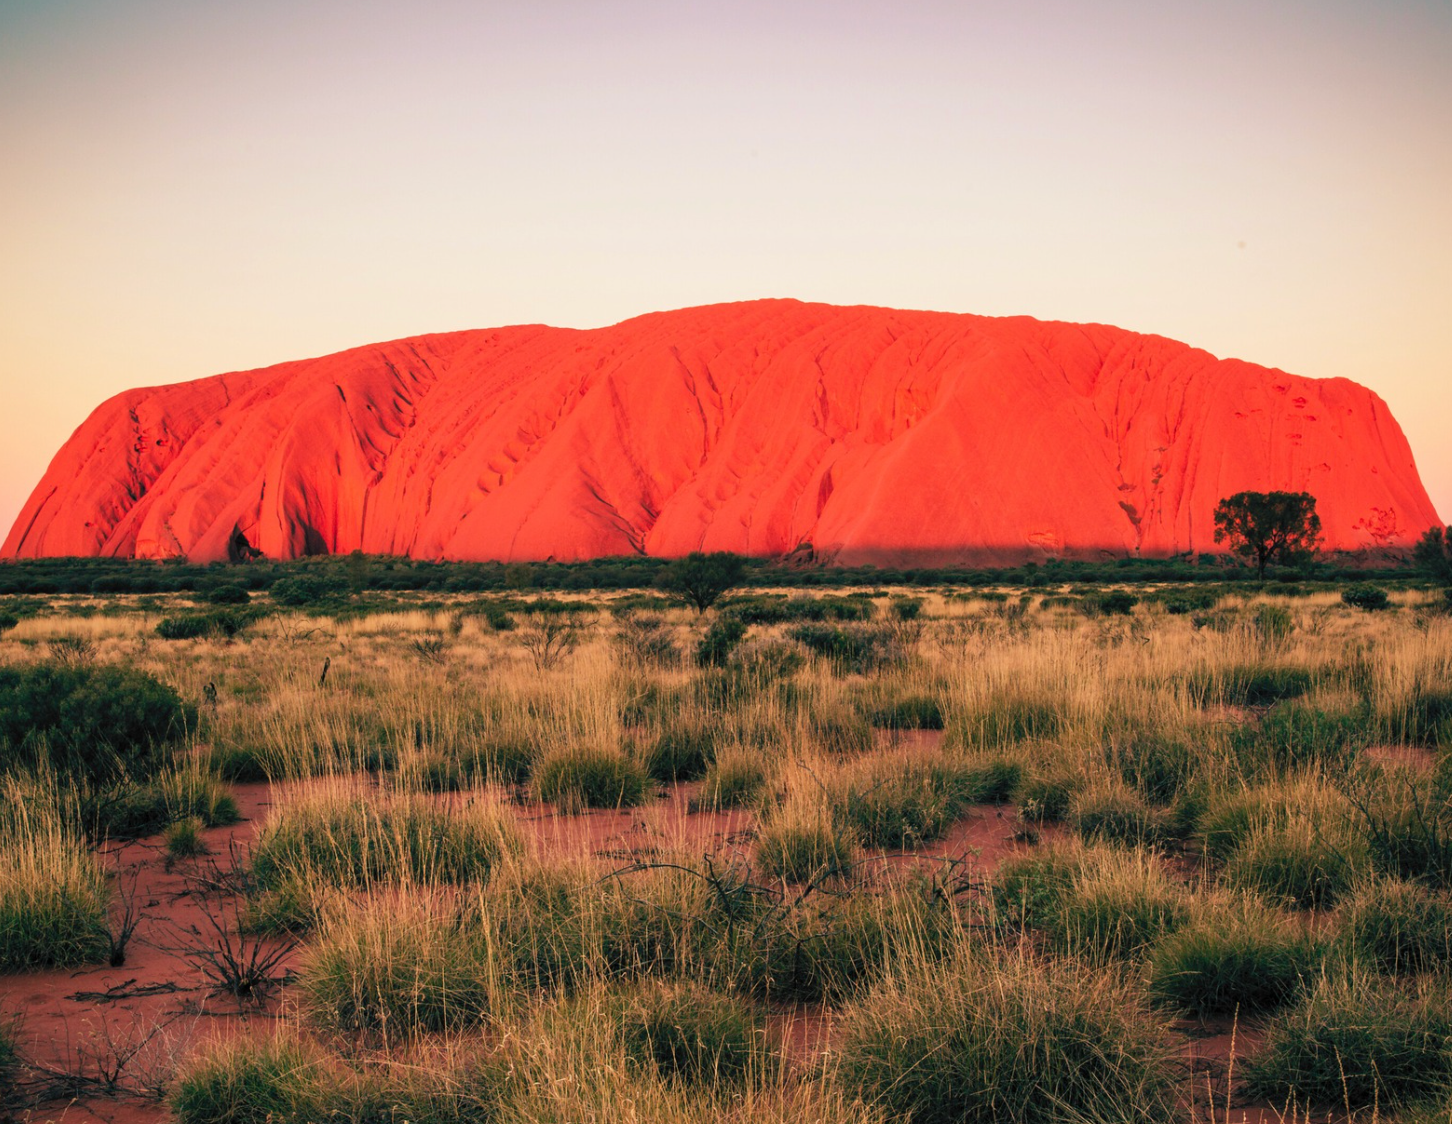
left=1213, top=491, right=1323, bottom=580
left=1413, top=526, right=1452, bottom=585
left=656, top=552, right=746, bottom=614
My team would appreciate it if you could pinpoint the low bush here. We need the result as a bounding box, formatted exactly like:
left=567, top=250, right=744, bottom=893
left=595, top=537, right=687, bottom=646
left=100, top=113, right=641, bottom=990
left=1187, top=663, right=1314, bottom=707
left=618, top=981, right=766, bottom=1085
left=1089, top=590, right=1139, bottom=616
left=1059, top=848, right=1189, bottom=960
left=171, top=1033, right=332, bottom=1124
left=1347, top=766, right=1452, bottom=888
left=534, top=744, right=649, bottom=810
left=788, top=623, right=901, bottom=673
left=1232, top=702, right=1365, bottom=775
left=156, top=609, right=256, bottom=640
left=696, top=618, right=748, bottom=668
left=204, top=583, right=251, bottom=606
left=164, top=816, right=208, bottom=860
left=863, top=692, right=945, bottom=731
left=838, top=948, right=1179, bottom=1124
left=806, top=705, right=874, bottom=756
left=1341, top=876, right=1452, bottom=974
left=831, top=754, right=967, bottom=849
left=1146, top=897, right=1319, bottom=1016
left=949, top=694, right=1064, bottom=749
left=1342, top=583, right=1391, bottom=611
left=613, top=614, right=681, bottom=669
left=0, top=662, right=195, bottom=783
left=1243, top=973, right=1452, bottom=1111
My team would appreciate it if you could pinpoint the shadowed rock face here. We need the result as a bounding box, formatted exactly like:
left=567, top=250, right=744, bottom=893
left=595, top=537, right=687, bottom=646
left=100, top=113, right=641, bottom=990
left=3, top=300, right=1440, bottom=565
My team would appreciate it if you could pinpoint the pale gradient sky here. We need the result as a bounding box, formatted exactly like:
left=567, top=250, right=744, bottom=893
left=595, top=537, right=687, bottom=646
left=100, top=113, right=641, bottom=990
left=2, top=0, right=1448, bottom=545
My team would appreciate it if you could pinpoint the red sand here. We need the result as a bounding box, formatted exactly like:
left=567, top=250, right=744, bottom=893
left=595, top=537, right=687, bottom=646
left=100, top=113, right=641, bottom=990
left=5, top=300, right=1438, bottom=565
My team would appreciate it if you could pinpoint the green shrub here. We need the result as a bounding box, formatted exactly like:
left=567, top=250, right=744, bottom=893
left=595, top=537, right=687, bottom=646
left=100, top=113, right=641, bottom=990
left=1110, top=732, right=1199, bottom=803
left=1341, top=877, right=1452, bottom=974
left=1347, top=767, right=1452, bottom=888
left=1233, top=702, right=1365, bottom=775
left=838, top=949, right=1179, bottom=1124
left=807, top=706, right=874, bottom=756
left=1146, top=897, right=1319, bottom=1016
left=1188, top=663, right=1313, bottom=707
left=992, top=844, right=1084, bottom=934
left=0, top=614, right=18, bottom=634
left=788, top=623, right=901, bottom=673
left=1254, top=604, right=1295, bottom=645
left=696, top=618, right=748, bottom=668
left=171, top=1033, right=331, bottom=1124
left=833, top=758, right=965, bottom=849
left=204, top=583, right=251, bottom=605
left=1090, top=590, right=1139, bottom=616
left=1243, top=974, right=1452, bottom=1111
left=618, top=982, right=765, bottom=1085
left=950, top=694, right=1063, bottom=748
left=0, top=663, right=195, bottom=783
left=1342, top=583, right=1391, bottom=611
left=0, top=802, right=110, bottom=971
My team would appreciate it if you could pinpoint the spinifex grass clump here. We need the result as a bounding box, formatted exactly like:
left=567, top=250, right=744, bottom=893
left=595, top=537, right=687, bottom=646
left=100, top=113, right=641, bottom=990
left=617, top=981, right=769, bottom=1086
left=641, top=716, right=717, bottom=783
left=1068, top=778, right=1166, bottom=848
left=1059, top=846, right=1189, bottom=960
left=1220, top=820, right=1367, bottom=909
left=1346, top=763, right=1452, bottom=889
left=755, top=798, right=857, bottom=883
left=251, top=784, right=522, bottom=894
left=1243, top=972, right=1452, bottom=1111
left=1186, top=661, right=1314, bottom=708
left=691, top=745, right=769, bottom=811
left=299, top=893, right=493, bottom=1037
left=1341, top=876, right=1452, bottom=974
left=0, top=779, right=110, bottom=971
left=533, top=743, right=649, bottom=810
left=838, top=947, right=1179, bottom=1124
left=1146, top=895, right=1320, bottom=1016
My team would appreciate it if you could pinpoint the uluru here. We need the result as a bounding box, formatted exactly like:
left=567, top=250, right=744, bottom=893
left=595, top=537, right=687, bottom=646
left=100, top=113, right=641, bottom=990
left=2, top=300, right=1440, bottom=567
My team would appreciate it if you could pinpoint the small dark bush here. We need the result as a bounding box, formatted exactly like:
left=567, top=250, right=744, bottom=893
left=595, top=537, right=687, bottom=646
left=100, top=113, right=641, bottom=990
left=1342, top=583, right=1391, bottom=612
left=205, top=583, right=251, bottom=606
left=0, top=614, right=18, bottom=634
left=864, top=693, right=945, bottom=731
left=271, top=574, right=347, bottom=607
left=788, top=623, right=900, bottom=673
left=1091, top=590, right=1140, bottom=616
left=0, top=663, right=195, bottom=783
left=696, top=618, right=748, bottom=668
left=157, top=610, right=254, bottom=640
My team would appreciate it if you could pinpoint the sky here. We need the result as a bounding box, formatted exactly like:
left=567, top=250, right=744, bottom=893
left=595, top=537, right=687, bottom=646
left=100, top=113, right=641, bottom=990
left=1, top=0, right=1448, bottom=543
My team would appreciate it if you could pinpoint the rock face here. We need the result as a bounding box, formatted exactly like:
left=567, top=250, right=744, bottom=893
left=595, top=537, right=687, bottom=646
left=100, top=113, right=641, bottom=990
left=3, top=300, right=1441, bottom=566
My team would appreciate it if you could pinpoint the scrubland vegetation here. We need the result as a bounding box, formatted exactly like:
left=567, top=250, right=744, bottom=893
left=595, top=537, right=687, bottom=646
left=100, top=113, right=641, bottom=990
left=2, top=563, right=1451, bottom=1122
